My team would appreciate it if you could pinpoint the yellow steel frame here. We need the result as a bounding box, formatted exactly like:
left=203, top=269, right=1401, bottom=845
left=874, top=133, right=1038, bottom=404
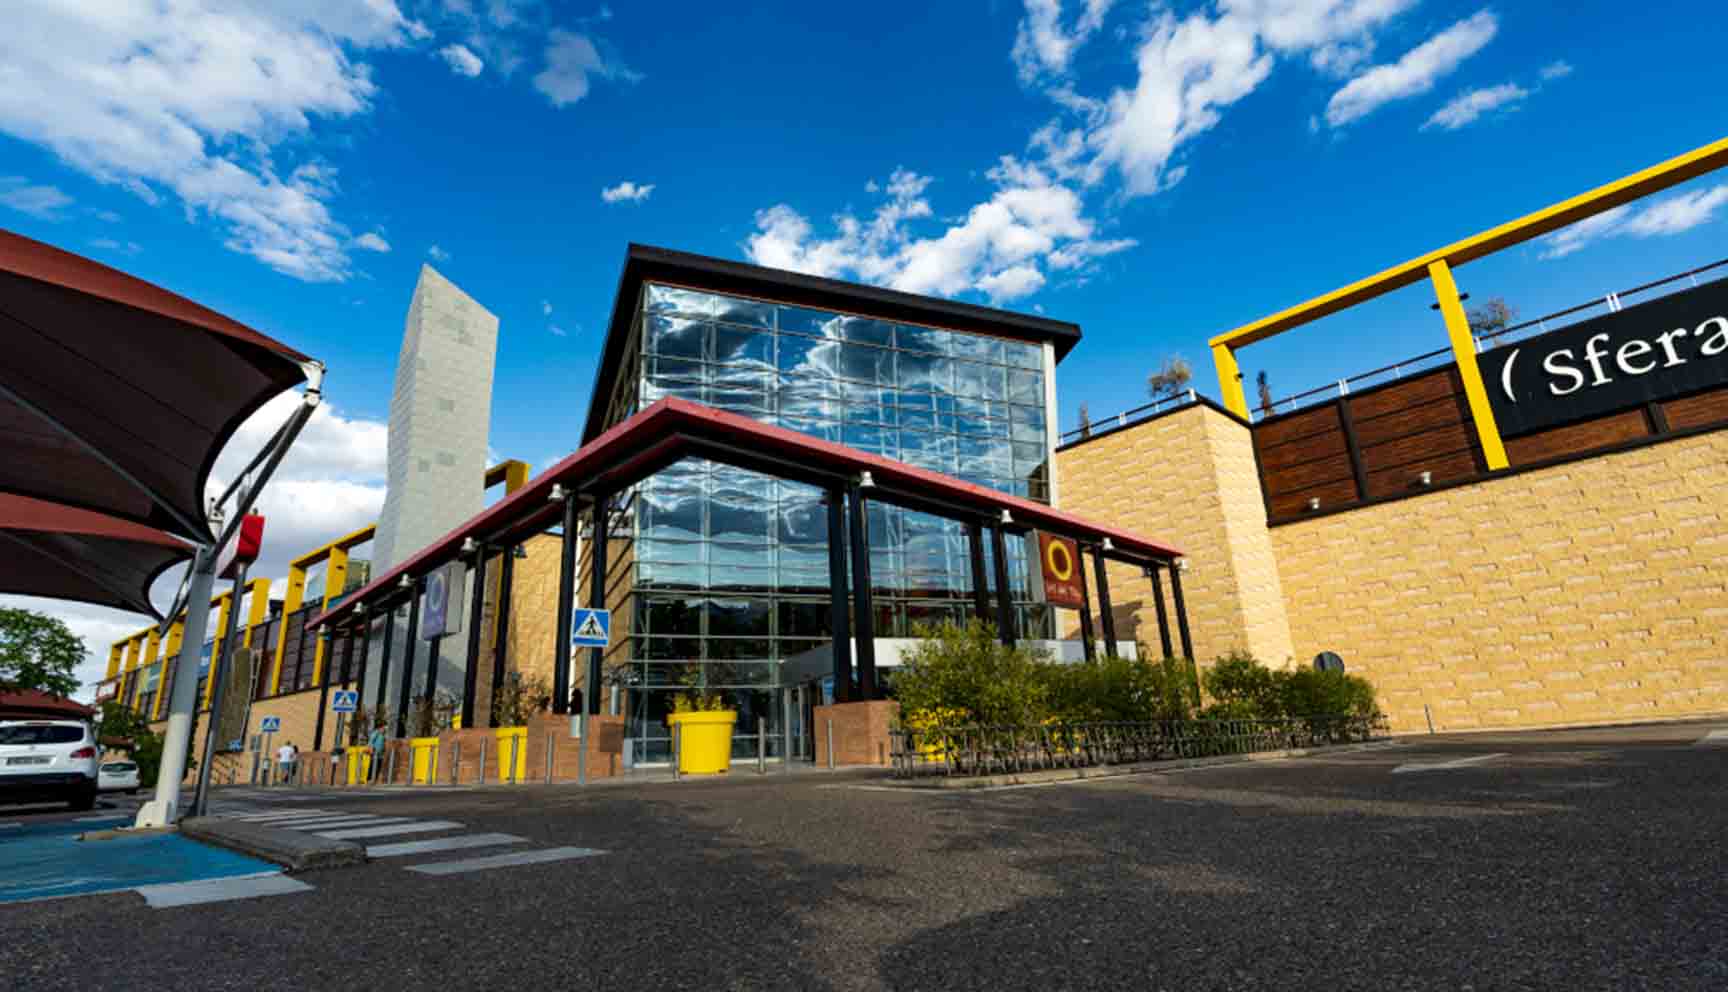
left=1208, top=135, right=1728, bottom=469
left=272, top=524, right=376, bottom=695
left=109, top=579, right=272, bottom=718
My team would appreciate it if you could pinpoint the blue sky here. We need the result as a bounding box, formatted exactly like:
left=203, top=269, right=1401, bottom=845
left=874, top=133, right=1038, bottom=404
left=2, top=0, right=1726, bottom=684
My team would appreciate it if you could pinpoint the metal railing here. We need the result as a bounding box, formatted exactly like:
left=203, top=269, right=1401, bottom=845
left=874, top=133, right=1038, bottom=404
left=889, top=715, right=1387, bottom=779
left=1061, top=389, right=1200, bottom=446
left=1246, top=258, right=1728, bottom=422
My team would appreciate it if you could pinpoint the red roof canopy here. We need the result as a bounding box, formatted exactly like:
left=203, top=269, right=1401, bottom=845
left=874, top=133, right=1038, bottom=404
left=0, top=688, right=97, bottom=721
left=315, top=398, right=1183, bottom=630
left=0, top=228, right=311, bottom=543
left=0, top=494, right=191, bottom=616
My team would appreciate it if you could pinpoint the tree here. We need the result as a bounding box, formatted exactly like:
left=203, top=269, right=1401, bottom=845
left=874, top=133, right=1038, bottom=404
left=1256, top=371, right=1275, bottom=416
left=1077, top=402, right=1091, bottom=438
left=97, top=700, right=167, bottom=787
left=0, top=607, right=84, bottom=698
left=1467, top=296, right=1517, bottom=338
left=1146, top=356, right=1193, bottom=401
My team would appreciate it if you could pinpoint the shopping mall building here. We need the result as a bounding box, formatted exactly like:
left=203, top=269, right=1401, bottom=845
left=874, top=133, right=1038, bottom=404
left=101, top=137, right=1728, bottom=780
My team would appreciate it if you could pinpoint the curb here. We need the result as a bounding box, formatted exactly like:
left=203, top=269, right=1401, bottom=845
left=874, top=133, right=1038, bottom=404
left=888, top=739, right=1404, bottom=790
left=180, top=817, right=368, bottom=872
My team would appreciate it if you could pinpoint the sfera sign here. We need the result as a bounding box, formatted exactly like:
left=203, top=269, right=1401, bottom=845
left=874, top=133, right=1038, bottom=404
left=1481, top=279, right=1728, bottom=437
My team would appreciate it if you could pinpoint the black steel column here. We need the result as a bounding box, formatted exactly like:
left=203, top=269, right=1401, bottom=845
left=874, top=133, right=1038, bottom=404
left=421, top=634, right=440, bottom=722
left=1092, top=549, right=1118, bottom=658
left=395, top=581, right=420, bottom=738
left=825, top=489, right=852, bottom=703
left=990, top=525, right=1016, bottom=647
left=1076, top=546, right=1097, bottom=662
left=313, top=628, right=333, bottom=750
left=586, top=491, right=609, bottom=715
left=352, top=618, right=372, bottom=745
left=461, top=549, right=487, bottom=727
left=846, top=482, right=877, bottom=699
left=374, top=606, right=394, bottom=714
left=552, top=493, right=578, bottom=715
left=489, top=548, right=514, bottom=727
left=1170, top=562, right=1195, bottom=660
left=966, top=521, right=991, bottom=623
left=1149, top=565, right=1174, bottom=659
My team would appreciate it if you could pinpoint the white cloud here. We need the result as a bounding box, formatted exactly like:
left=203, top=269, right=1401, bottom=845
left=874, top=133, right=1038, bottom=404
left=0, top=176, right=73, bottom=218
left=549, top=325, right=568, bottom=337
left=1423, top=82, right=1529, bottom=130
left=1540, top=60, right=1573, bottom=80
left=438, top=43, right=485, bottom=77
left=1539, top=185, right=1728, bottom=259
left=428, top=244, right=451, bottom=262
left=354, top=231, right=391, bottom=252
left=600, top=180, right=655, bottom=203
left=541, top=300, right=552, bottom=315
left=1012, top=0, right=1118, bottom=82
left=1325, top=10, right=1499, bottom=127
left=533, top=29, right=638, bottom=107
left=746, top=161, right=1134, bottom=304
left=89, top=237, right=142, bottom=255
left=0, top=2, right=430, bottom=282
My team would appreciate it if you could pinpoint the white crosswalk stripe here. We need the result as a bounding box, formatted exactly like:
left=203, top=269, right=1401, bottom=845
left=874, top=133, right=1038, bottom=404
left=278, top=816, right=414, bottom=831
left=406, top=847, right=606, bottom=875
left=137, top=872, right=313, bottom=908
left=231, top=810, right=339, bottom=822
left=366, top=833, right=527, bottom=858
left=316, top=820, right=463, bottom=840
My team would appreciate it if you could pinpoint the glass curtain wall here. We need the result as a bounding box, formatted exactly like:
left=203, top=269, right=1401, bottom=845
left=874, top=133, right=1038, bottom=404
left=612, top=283, right=1055, bottom=763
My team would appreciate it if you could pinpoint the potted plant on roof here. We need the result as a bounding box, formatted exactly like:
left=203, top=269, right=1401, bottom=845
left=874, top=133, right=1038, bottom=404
left=667, top=666, right=735, bottom=775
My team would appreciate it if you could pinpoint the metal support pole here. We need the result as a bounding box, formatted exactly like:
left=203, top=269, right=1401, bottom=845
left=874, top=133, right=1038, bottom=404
left=1149, top=565, right=1174, bottom=659
left=134, top=546, right=217, bottom=828
left=846, top=482, right=877, bottom=699
left=461, top=548, right=487, bottom=728
left=826, top=718, right=835, bottom=770
left=385, top=745, right=397, bottom=787
left=672, top=723, right=681, bottom=782
left=489, top=548, right=515, bottom=728
left=1092, top=548, right=1117, bottom=658
left=990, top=525, right=1017, bottom=647
left=1076, top=548, right=1096, bottom=662
left=586, top=491, right=609, bottom=716
left=824, top=488, right=853, bottom=703
left=478, top=739, right=488, bottom=785
left=374, top=606, right=395, bottom=715
left=451, top=742, right=461, bottom=785
left=966, top=521, right=991, bottom=623
left=553, top=492, right=578, bottom=715
left=545, top=731, right=554, bottom=784
left=421, top=634, right=441, bottom=723
left=511, top=734, right=522, bottom=785
left=193, top=562, right=249, bottom=818
left=782, top=691, right=793, bottom=774
left=578, top=711, right=589, bottom=786
left=352, top=617, right=372, bottom=744
left=1170, top=563, right=1195, bottom=661
left=313, top=627, right=333, bottom=751
left=395, top=581, right=420, bottom=738
left=757, top=719, right=766, bottom=775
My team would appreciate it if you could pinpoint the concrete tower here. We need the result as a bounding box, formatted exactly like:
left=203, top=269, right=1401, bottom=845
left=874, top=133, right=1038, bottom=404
left=373, top=265, right=499, bottom=571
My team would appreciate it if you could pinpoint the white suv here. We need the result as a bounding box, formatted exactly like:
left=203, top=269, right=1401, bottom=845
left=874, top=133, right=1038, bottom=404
left=0, top=719, right=99, bottom=811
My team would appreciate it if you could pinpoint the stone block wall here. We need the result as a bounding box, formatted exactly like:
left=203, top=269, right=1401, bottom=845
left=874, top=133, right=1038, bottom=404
left=812, top=700, right=899, bottom=767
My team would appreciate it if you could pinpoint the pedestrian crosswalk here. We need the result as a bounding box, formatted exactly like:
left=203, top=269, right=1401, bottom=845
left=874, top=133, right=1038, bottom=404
left=228, top=808, right=606, bottom=877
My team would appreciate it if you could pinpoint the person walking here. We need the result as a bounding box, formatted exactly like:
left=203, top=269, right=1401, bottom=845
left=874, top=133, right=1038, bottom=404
left=276, top=740, right=294, bottom=784
left=368, top=724, right=386, bottom=784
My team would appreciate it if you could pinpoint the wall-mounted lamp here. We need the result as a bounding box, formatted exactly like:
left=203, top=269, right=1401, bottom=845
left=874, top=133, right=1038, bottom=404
left=858, top=470, right=875, bottom=489
left=460, top=537, right=479, bottom=554
left=1306, top=497, right=1321, bottom=511
left=548, top=483, right=568, bottom=503
left=1176, top=557, right=1190, bottom=572
left=1000, top=509, right=1014, bottom=525
left=1101, top=537, right=1115, bottom=552
left=1418, top=471, right=1433, bottom=487
left=398, top=575, right=412, bottom=590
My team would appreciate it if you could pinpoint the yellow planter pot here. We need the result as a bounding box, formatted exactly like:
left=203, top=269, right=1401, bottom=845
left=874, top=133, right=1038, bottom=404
left=495, top=727, right=528, bottom=783
left=668, top=710, right=738, bottom=774
left=345, top=747, right=373, bottom=785
left=409, top=737, right=441, bottom=784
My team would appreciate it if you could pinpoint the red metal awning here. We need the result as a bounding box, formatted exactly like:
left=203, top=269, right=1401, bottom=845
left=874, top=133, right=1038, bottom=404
left=0, top=493, right=192, bottom=617
left=0, top=228, right=312, bottom=543
left=0, top=688, right=96, bottom=721
left=314, top=397, right=1183, bottom=631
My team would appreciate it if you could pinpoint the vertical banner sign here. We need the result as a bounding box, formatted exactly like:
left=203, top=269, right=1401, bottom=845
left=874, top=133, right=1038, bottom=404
left=1037, top=532, right=1085, bottom=609
left=1480, top=277, right=1728, bottom=437
left=421, top=561, right=466, bottom=639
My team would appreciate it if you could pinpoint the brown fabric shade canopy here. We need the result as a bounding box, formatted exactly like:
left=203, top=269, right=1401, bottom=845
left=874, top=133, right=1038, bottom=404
left=0, top=493, right=192, bottom=616
left=0, top=228, right=312, bottom=543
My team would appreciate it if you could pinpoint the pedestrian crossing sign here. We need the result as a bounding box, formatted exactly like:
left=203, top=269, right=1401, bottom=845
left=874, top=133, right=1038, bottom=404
left=260, top=716, right=281, bottom=732
left=571, top=608, right=611, bottom=647
left=331, top=689, right=359, bottom=713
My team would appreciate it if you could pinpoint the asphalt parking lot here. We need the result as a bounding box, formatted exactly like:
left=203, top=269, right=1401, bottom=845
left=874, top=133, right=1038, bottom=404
left=4, top=720, right=1725, bottom=990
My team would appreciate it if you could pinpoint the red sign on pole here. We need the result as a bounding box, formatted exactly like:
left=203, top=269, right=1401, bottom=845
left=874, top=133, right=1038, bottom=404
left=217, top=514, right=265, bottom=579
left=1037, top=532, right=1085, bottom=609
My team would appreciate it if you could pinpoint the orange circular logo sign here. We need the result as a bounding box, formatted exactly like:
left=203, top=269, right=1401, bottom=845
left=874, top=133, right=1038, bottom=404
left=1045, top=537, right=1075, bottom=581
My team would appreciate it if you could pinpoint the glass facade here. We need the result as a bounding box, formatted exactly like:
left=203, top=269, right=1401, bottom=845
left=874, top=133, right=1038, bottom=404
left=602, top=282, right=1057, bottom=763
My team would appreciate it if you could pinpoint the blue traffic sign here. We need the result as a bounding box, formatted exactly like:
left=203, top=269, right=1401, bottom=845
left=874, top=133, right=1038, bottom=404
left=570, top=608, right=611, bottom=647
left=331, top=689, right=359, bottom=713
left=260, top=716, right=281, bottom=733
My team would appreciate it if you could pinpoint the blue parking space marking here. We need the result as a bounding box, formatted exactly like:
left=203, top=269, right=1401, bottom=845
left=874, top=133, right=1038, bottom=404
left=0, top=818, right=282, bottom=905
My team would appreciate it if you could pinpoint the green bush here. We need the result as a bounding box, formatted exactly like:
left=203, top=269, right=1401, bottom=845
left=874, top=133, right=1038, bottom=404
left=1047, top=653, right=1196, bottom=723
left=894, top=620, right=1052, bottom=728
left=1199, top=651, right=1380, bottom=720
